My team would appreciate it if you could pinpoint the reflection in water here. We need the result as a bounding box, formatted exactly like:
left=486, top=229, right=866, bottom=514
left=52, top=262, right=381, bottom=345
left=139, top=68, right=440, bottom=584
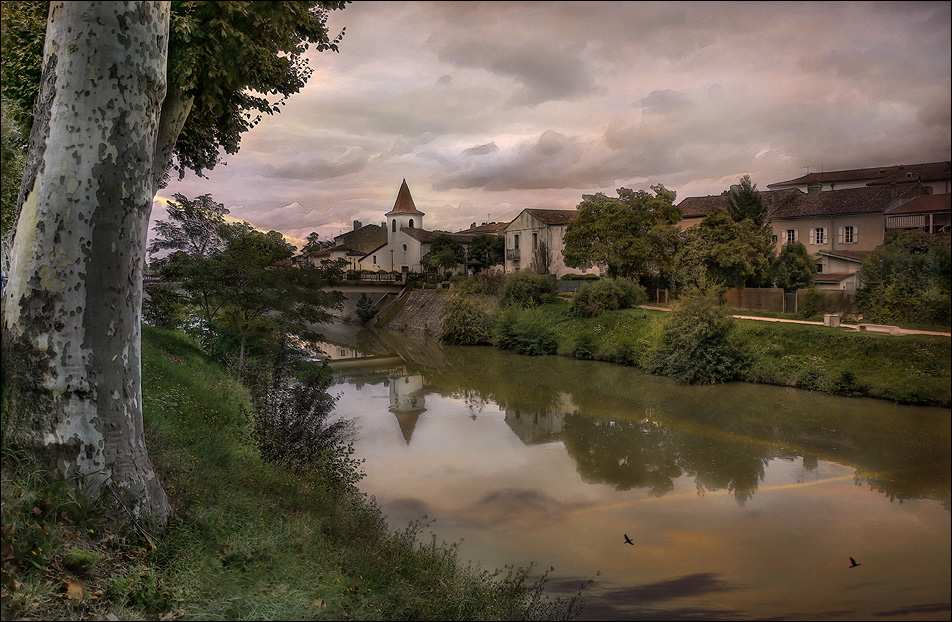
left=327, top=325, right=951, bottom=620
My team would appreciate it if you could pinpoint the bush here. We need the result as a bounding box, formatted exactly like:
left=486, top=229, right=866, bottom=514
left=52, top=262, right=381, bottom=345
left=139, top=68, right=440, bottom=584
left=495, top=308, right=558, bottom=355
left=456, top=269, right=507, bottom=295
left=499, top=271, right=557, bottom=309
left=570, top=278, right=647, bottom=317
left=243, top=350, right=360, bottom=491
left=441, top=293, right=497, bottom=345
left=642, top=287, right=751, bottom=384
left=570, top=331, right=597, bottom=359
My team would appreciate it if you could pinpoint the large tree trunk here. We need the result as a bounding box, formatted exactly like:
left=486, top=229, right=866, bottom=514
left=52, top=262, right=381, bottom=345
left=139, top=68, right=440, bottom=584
left=2, top=1, right=172, bottom=527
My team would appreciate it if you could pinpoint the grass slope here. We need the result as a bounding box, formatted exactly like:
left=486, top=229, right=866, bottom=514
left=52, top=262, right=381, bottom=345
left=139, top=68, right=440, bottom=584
left=1, top=327, right=582, bottom=621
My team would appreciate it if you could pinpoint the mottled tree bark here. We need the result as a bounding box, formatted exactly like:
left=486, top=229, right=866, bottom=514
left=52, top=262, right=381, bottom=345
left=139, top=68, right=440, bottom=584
left=2, top=1, right=172, bottom=527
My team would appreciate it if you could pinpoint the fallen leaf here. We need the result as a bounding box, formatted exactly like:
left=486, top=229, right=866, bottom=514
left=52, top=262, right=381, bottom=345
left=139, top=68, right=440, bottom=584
left=65, top=580, right=84, bottom=600
left=313, top=598, right=327, bottom=609
left=104, top=614, right=120, bottom=621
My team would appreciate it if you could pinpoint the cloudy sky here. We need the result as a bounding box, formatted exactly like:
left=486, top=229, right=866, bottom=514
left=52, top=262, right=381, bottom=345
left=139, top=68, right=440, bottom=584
left=154, top=1, right=951, bottom=250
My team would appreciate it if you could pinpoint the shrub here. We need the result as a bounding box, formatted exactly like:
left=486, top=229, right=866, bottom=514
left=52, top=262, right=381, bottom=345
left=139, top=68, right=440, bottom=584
left=642, top=286, right=751, bottom=384
left=495, top=308, right=558, bottom=355
left=570, top=331, right=597, bottom=359
left=570, top=278, right=647, bottom=317
left=441, top=293, right=497, bottom=345
left=456, top=269, right=507, bottom=295
left=243, top=351, right=361, bottom=491
left=499, top=270, right=557, bottom=309
left=355, top=292, right=377, bottom=324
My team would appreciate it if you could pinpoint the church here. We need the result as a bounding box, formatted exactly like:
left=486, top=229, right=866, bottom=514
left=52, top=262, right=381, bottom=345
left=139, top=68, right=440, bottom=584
left=353, top=179, right=485, bottom=274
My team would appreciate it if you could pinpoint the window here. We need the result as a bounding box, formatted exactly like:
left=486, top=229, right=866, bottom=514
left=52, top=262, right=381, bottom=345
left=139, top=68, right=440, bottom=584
left=373, top=255, right=377, bottom=264
left=391, top=219, right=396, bottom=233
left=408, top=219, right=414, bottom=228
left=514, top=234, right=520, bottom=249
left=402, top=244, right=407, bottom=251
left=839, top=225, right=857, bottom=244
left=784, top=229, right=797, bottom=244
left=532, top=232, right=538, bottom=249
left=809, top=227, right=826, bottom=245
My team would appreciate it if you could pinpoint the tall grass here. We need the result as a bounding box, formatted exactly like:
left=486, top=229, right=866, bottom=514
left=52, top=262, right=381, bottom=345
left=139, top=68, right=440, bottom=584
left=1, top=326, right=584, bottom=621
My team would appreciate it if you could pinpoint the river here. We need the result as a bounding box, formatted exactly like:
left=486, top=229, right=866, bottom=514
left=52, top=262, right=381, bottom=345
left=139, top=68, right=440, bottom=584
left=320, top=324, right=951, bottom=621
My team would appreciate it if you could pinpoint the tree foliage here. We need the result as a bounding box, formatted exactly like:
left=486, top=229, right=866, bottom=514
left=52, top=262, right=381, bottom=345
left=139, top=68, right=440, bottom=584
left=856, top=230, right=951, bottom=326
left=1, top=1, right=349, bottom=184
left=677, top=207, right=774, bottom=289
left=772, top=242, right=815, bottom=292
left=150, top=194, right=345, bottom=372
left=148, top=193, right=234, bottom=260
left=468, top=234, right=505, bottom=269
left=421, top=235, right=465, bottom=273
left=727, top=174, right=769, bottom=231
left=563, top=185, right=681, bottom=282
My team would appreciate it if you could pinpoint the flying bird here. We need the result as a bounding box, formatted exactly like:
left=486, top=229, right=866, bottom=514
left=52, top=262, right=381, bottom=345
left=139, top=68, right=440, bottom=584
left=624, top=534, right=634, bottom=545
left=849, top=557, right=861, bottom=568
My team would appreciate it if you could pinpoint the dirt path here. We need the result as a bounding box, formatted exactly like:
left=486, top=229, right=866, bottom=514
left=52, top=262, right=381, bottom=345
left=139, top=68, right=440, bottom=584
left=638, top=306, right=951, bottom=338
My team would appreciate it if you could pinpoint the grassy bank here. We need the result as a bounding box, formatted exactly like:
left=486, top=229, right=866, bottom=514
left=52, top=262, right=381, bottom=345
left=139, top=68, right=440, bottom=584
left=1, top=327, right=582, bottom=621
left=521, top=303, right=951, bottom=407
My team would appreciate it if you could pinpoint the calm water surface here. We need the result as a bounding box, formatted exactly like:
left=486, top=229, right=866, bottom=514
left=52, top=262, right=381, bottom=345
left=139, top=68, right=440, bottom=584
left=324, top=327, right=951, bottom=621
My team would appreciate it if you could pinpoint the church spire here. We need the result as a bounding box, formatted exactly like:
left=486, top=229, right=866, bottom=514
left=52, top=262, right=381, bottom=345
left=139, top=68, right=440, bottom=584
left=385, top=178, right=424, bottom=216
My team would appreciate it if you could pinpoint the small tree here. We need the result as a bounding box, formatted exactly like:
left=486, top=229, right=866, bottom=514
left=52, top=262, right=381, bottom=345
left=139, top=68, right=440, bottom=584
left=678, top=208, right=774, bottom=289
left=772, top=242, right=815, bottom=292
left=422, top=235, right=465, bottom=273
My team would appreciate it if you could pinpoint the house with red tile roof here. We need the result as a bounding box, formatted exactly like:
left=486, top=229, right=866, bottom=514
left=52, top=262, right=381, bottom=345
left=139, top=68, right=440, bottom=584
left=766, top=161, right=950, bottom=195
left=676, top=162, right=948, bottom=290
left=884, top=192, right=951, bottom=234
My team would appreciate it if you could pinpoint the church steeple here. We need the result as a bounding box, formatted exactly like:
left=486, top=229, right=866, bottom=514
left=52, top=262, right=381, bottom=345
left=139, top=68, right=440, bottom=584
left=385, top=179, right=424, bottom=216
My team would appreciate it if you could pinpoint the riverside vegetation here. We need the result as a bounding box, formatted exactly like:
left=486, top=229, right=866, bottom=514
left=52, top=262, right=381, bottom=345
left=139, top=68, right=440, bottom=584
left=1, top=326, right=585, bottom=621
left=438, top=271, right=951, bottom=407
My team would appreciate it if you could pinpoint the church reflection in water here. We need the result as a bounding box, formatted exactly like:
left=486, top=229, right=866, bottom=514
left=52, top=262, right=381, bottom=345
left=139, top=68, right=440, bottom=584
left=389, top=372, right=426, bottom=444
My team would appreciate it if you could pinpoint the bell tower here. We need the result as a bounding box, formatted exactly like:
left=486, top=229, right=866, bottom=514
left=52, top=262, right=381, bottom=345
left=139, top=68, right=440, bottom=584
left=385, top=179, right=425, bottom=244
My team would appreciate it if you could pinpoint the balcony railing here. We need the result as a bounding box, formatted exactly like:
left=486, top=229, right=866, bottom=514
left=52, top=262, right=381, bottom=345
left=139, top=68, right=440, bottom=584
left=506, top=248, right=520, bottom=260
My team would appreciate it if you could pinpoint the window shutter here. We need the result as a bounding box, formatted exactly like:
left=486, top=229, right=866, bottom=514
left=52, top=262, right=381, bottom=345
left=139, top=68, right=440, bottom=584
left=838, top=227, right=844, bottom=244
left=794, top=229, right=799, bottom=243
left=809, top=228, right=815, bottom=245
left=853, top=225, right=858, bottom=243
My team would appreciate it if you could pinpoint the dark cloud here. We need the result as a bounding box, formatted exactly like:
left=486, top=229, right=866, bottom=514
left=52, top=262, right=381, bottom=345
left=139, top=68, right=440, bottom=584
left=158, top=1, right=950, bottom=243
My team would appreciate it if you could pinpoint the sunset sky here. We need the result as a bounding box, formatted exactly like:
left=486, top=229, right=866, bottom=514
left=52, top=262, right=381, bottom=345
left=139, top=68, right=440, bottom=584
left=154, top=1, right=951, bottom=250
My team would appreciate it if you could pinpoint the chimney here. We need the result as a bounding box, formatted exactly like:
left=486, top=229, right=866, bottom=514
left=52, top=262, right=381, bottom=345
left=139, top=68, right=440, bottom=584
left=353, top=220, right=361, bottom=231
